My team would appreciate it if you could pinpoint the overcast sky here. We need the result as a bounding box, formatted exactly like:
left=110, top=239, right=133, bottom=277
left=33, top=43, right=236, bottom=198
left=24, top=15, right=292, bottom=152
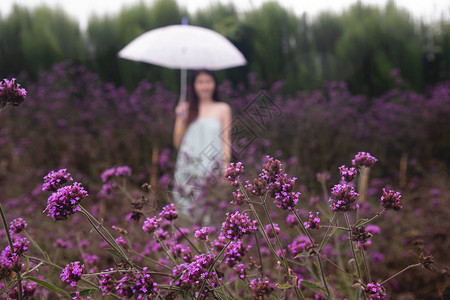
left=2, top=0, right=450, bottom=30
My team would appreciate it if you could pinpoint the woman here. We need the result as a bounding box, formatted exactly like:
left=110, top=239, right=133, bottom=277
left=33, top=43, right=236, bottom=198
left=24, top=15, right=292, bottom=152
left=172, top=70, right=232, bottom=217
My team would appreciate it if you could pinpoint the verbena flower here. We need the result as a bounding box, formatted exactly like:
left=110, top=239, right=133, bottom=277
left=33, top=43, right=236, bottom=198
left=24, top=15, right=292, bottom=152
left=381, top=188, right=403, bottom=210
left=99, top=268, right=115, bottom=296
left=221, top=211, right=257, bottom=240
left=101, top=168, right=116, bottom=183
left=12, top=238, right=29, bottom=255
left=0, top=247, right=23, bottom=279
left=115, top=166, right=132, bottom=177
left=352, top=152, right=378, bottom=168
left=9, top=218, right=27, bottom=235
left=44, top=182, right=88, bottom=221
left=0, top=78, right=27, bottom=108
left=249, top=277, right=275, bottom=299
left=72, top=291, right=91, bottom=300
left=225, top=240, right=251, bottom=267
left=274, top=190, right=300, bottom=211
left=142, top=216, right=162, bottom=234
left=339, top=165, right=357, bottom=182
left=194, top=227, right=210, bottom=242
left=260, top=156, right=283, bottom=183
left=159, top=203, right=178, bottom=221
left=60, top=261, right=84, bottom=287
left=233, top=263, right=247, bottom=279
left=231, top=188, right=249, bottom=205
left=304, top=212, right=320, bottom=229
left=7, top=281, right=37, bottom=300
left=225, top=162, right=245, bottom=186
left=42, top=169, right=73, bottom=192
left=288, top=235, right=312, bottom=258
left=53, top=238, right=73, bottom=249
left=363, top=282, right=386, bottom=299
left=286, top=214, right=299, bottom=227
left=329, top=183, right=359, bottom=212
left=264, top=223, right=280, bottom=238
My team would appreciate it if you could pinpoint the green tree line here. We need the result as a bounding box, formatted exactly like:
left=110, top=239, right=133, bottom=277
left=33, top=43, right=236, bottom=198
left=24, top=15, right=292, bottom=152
left=1, top=0, right=450, bottom=95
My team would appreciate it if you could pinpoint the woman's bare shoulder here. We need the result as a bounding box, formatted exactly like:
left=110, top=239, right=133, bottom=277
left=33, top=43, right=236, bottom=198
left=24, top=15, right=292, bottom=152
left=215, top=102, right=231, bottom=113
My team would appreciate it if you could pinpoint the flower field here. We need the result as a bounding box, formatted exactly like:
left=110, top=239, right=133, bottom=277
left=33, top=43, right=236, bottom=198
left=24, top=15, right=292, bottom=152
left=0, top=62, right=449, bottom=299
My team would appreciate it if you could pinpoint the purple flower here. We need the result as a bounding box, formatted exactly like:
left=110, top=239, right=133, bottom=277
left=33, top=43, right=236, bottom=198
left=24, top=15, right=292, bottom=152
left=9, top=218, right=27, bottom=235
left=286, top=214, right=299, bottom=227
left=1, top=247, right=23, bottom=279
left=101, top=168, right=116, bottom=183
left=363, top=282, right=386, bottom=299
left=329, top=184, right=359, bottom=212
left=0, top=78, right=27, bottom=108
left=231, top=188, right=249, bottom=205
left=249, top=277, right=275, bottom=299
left=366, top=225, right=381, bottom=235
left=221, top=211, right=257, bottom=240
left=304, top=212, right=320, bottom=229
left=99, top=268, right=115, bottom=296
left=142, top=216, right=162, bottom=234
left=274, top=191, right=300, bottom=211
left=42, top=169, right=73, bottom=192
left=194, top=227, right=210, bottom=242
left=12, top=238, right=29, bottom=255
left=53, top=238, right=73, bottom=249
left=260, top=156, right=283, bottom=184
left=44, top=182, right=88, bottom=220
left=115, top=166, right=132, bottom=177
left=381, top=188, right=403, bottom=210
left=233, top=263, right=247, bottom=279
left=159, top=203, right=178, bottom=221
left=225, top=162, right=245, bottom=186
left=352, top=152, right=378, bottom=168
left=7, top=281, right=37, bottom=299
left=288, top=235, right=312, bottom=257
left=265, top=223, right=280, bottom=238
left=60, top=261, right=84, bottom=287
left=339, top=165, right=357, bottom=182
left=224, top=240, right=250, bottom=267
left=115, top=236, right=128, bottom=248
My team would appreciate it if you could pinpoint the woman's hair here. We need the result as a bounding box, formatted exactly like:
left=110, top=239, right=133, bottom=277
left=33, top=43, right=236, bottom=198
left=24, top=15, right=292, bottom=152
left=186, top=69, right=219, bottom=126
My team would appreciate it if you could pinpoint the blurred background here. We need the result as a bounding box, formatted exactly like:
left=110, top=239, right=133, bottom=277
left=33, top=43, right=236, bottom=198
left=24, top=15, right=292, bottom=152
left=1, top=0, right=450, bottom=299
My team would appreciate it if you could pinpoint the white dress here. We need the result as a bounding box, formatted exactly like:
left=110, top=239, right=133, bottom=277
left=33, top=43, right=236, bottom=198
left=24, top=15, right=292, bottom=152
left=172, top=118, right=224, bottom=217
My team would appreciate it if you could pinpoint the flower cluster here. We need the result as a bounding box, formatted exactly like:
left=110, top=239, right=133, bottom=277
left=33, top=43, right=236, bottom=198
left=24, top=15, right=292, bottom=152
left=54, top=238, right=73, bottom=249
left=288, top=235, right=312, bottom=258
left=11, top=238, right=29, bottom=255
left=0, top=78, right=27, bottom=108
left=233, top=263, right=247, bottom=279
left=9, top=218, right=27, bottom=235
left=42, top=169, right=73, bottom=192
left=194, top=227, right=210, bottom=242
left=329, top=183, right=359, bottom=212
left=98, top=268, right=115, bottom=296
left=274, top=190, right=301, bottom=211
left=249, top=277, right=275, bottom=299
left=231, top=188, right=249, bottom=205
left=142, top=216, right=162, bottom=234
left=0, top=247, right=23, bottom=280
left=351, top=225, right=373, bottom=243
left=100, top=166, right=132, bottom=195
left=352, top=152, right=378, bottom=168
left=304, top=212, right=320, bottom=229
left=265, top=223, right=280, bottom=238
left=7, top=281, right=37, bottom=299
left=363, top=282, right=386, bottom=299
left=381, top=188, right=403, bottom=210
left=260, top=156, right=283, bottom=183
left=225, top=162, right=245, bottom=186
left=224, top=240, right=251, bottom=267
left=116, top=268, right=158, bottom=299
left=159, top=203, right=178, bottom=221
left=221, top=211, right=257, bottom=240
left=44, top=182, right=88, bottom=220
left=339, top=165, right=357, bottom=182
left=60, top=261, right=84, bottom=287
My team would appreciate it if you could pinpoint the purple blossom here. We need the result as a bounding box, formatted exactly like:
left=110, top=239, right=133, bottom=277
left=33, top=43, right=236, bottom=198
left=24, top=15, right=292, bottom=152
left=352, top=152, right=378, bottom=168
left=44, top=182, right=88, bottom=220
left=159, top=203, right=178, bottom=221
left=54, top=238, right=73, bottom=249
left=99, top=268, right=115, bottom=296
left=363, top=282, right=386, bottom=299
left=288, top=235, right=312, bottom=257
left=221, top=211, right=257, bottom=240
left=249, top=277, right=275, bottom=299
left=42, top=169, right=73, bottom=192
left=172, top=254, right=220, bottom=292
left=329, top=184, right=359, bottom=212
left=260, top=156, right=283, bottom=184
left=142, top=216, right=162, bottom=234
left=0, top=247, right=23, bottom=279
left=233, top=263, right=247, bottom=279
left=115, top=166, right=132, bottom=177
left=265, top=223, right=280, bottom=238
left=0, top=78, right=27, bottom=108
left=366, top=225, right=381, bottom=235
left=7, top=281, right=37, bottom=299
left=339, top=165, right=357, bottom=182
left=286, top=214, right=299, bottom=227
left=12, top=238, right=29, bottom=255
left=304, top=212, right=320, bottom=229
left=194, top=227, right=210, bottom=242
left=9, top=218, right=27, bottom=235
left=101, top=168, right=116, bottom=183
left=381, top=188, right=403, bottom=210
left=115, top=236, right=128, bottom=248
left=274, top=191, right=300, bottom=211
left=231, top=188, right=248, bottom=205
left=225, top=162, right=245, bottom=186
left=225, top=240, right=250, bottom=267
left=60, top=261, right=84, bottom=287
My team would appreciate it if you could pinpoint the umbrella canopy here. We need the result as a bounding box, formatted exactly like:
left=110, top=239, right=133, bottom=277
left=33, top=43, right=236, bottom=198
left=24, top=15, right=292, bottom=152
left=118, top=24, right=247, bottom=70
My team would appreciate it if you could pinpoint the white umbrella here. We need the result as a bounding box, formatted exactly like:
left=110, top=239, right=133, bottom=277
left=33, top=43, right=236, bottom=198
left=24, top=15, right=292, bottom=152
left=118, top=24, right=247, bottom=101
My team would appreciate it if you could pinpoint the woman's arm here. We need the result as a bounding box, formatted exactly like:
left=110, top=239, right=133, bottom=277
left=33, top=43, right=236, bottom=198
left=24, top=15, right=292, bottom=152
left=221, top=103, right=232, bottom=172
left=173, top=101, right=188, bottom=149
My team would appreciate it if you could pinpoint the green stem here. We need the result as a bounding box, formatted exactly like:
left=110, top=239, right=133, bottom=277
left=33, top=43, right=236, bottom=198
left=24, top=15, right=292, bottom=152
left=173, top=223, right=201, bottom=254
left=318, top=212, right=337, bottom=252
left=361, top=247, right=371, bottom=283
left=344, top=213, right=366, bottom=300
left=155, top=235, right=178, bottom=268
left=360, top=210, right=385, bottom=226
left=0, top=204, right=14, bottom=253
left=380, top=263, right=421, bottom=285
left=23, top=231, right=51, bottom=262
